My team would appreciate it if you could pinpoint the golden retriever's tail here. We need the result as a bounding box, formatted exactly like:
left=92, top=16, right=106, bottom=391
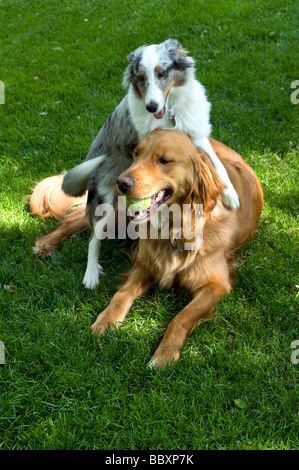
left=30, top=174, right=88, bottom=221
left=30, top=174, right=89, bottom=256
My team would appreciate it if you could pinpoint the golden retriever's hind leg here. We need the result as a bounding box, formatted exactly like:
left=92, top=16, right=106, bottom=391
left=33, top=210, right=88, bottom=256
left=148, top=281, right=231, bottom=369
left=90, top=262, right=153, bottom=337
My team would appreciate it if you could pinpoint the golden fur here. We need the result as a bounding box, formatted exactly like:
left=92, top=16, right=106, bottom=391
left=30, top=130, right=263, bottom=367
left=90, top=130, right=263, bottom=367
left=30, top=175, right=88, bottom=255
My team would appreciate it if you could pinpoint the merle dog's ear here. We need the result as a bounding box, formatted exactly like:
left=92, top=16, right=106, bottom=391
left=123, top=45, right=146, bottom=88
left=163, top=39, right=195, bottom=70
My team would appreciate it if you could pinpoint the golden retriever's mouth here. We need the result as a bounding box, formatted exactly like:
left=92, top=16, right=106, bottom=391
left=127, top=188, right=173, bottom=221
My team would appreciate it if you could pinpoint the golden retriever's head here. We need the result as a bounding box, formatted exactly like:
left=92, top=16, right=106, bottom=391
left=117, top=129, right=225, bottom=222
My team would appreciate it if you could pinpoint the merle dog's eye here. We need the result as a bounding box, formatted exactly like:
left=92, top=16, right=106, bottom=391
left=137, top=75, right=145, bottom=85
left=157, top=70, right=168, bottom=79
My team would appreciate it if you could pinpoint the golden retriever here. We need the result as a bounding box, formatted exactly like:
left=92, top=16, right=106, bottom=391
left=30, top=130, right=263, bottom=367
left=89, top=129, right=263, bottom=367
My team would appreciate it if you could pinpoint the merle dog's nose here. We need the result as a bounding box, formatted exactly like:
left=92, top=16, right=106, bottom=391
left=146, top=100, right=158, bottom=113
left=117, top=175, right=135, bottom=193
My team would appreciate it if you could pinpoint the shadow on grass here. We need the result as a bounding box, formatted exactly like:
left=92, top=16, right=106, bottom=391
left=2, top=195, right=296, bottom=335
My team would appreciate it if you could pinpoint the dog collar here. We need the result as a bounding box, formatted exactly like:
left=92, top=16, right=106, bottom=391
left=168, top=109, right=176, bottom=127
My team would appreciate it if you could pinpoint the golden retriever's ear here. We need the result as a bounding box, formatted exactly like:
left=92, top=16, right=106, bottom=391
left=190, top=155, right=226, bottom=212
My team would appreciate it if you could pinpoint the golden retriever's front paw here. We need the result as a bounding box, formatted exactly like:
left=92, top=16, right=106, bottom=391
left=147, top=346, right=180, bottom=369
left=90, top=312, right=115, bottom=337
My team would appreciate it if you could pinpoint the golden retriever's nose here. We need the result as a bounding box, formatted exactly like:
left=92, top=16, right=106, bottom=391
left=117, top=175, right=135, bottom=193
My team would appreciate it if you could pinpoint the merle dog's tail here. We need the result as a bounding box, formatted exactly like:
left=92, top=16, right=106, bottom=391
left=62, top=155, right=105, bottom=197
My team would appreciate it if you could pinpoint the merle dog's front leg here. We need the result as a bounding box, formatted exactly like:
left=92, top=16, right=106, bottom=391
left=194, top=137, right=240, bottom=210
left=83, top=189, right=116, bottom=289
left=83, top=232, right=104, bottom=289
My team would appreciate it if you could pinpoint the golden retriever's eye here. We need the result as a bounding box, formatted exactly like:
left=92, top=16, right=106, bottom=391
left=133, top=148, right=139, bottom=158
left=157, top=157, right=170, bottom=165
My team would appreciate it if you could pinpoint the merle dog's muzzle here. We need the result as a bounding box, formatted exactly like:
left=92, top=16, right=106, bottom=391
left=146, top=100, right=158, bottom=113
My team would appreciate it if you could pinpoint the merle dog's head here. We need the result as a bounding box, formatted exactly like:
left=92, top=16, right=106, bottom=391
left=123, top=39, right=195, bottom=119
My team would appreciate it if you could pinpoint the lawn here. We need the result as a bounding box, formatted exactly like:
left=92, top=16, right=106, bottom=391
left=0, top=0, right=298, bottom=451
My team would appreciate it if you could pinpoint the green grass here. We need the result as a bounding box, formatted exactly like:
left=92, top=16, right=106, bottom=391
left=0, top=0, right=298, bottom=450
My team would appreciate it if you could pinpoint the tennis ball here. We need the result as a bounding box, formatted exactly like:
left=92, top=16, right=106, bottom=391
left=125, top=195, right=152, bottom=212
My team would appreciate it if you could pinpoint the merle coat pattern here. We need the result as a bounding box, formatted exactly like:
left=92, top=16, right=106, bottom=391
left=62, top=39, right=239, bottom=289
